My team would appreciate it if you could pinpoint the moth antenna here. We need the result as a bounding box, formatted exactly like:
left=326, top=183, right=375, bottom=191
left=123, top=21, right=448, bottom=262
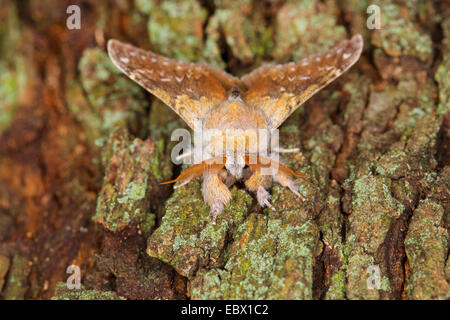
left=160, top=156, right=227, bottom=186
left=173, top=179, right=191, bottom=189
left=271, top=166, right=307, bottom=202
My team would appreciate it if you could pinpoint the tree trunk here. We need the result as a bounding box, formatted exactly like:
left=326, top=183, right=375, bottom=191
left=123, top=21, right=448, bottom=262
left=0, top=0, right=448, bottom=300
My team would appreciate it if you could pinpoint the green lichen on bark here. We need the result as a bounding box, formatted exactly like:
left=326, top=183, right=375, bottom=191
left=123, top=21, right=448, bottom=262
left=52, top=282, right=124, bottom=300
left=70, top=48, right=148, bottom=150
left=208, top=0, right=273, bottom=66
left=0, top=2, right=28, bottom=134
left=435, top=18, right=450, bottom=116
left=137, top=0, right=208, bottom=62
left=147, top=183, right=253, bottom=278
left=371, top=0, right=434, bottom=62
left=405, top=198, right=449, bottom=299
left=343, top=173, right=402, bottom=299
left=93, top=128, right=157, bottom=232
left=273, top=0, right=346, bottom=61
left=190, top=208, right=320, bottom=299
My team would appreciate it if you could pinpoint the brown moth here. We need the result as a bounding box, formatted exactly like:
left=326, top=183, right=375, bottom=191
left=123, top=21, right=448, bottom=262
left=107, top=34, right=363, bottom=223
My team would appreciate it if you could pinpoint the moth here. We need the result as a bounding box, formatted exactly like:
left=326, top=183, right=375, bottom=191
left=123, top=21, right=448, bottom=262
left=107, top=34, right=363, bottom=223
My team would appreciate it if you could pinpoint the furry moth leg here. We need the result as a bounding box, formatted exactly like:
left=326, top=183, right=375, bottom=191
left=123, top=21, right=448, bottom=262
left=272, top=167, right=306, bottom=202
left=202, top=173, right=232, bottom=224
left=245, top=169, right=274, bottom=210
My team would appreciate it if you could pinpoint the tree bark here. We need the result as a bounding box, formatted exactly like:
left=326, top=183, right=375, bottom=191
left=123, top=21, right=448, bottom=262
left=0, top=0, right=448, bottom=300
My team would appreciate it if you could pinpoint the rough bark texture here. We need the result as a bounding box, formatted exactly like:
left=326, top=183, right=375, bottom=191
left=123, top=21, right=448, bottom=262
left=0, top=0, right=448, bottom=300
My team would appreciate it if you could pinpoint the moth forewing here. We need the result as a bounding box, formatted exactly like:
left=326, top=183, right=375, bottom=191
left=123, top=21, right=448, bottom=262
left=107, top=39, right=229, bottom=130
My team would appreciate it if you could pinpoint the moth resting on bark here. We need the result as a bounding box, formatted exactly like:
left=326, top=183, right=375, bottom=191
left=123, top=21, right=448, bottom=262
left=107, top=34, right=363, bottom=224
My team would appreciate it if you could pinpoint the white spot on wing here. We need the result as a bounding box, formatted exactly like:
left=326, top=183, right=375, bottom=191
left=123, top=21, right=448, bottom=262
left=301, top=60, right=309, bottom=66
left=343, top=52, right=351, bottom=59
left=120, top=57, right=129, bottom=63
left=151, top=57, right=157, bottom=62
left=299, top=76, right=310, bottom=80
left=130, top=51, right=136, bottom=56
left=161, top=77, right=171, bottom=82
